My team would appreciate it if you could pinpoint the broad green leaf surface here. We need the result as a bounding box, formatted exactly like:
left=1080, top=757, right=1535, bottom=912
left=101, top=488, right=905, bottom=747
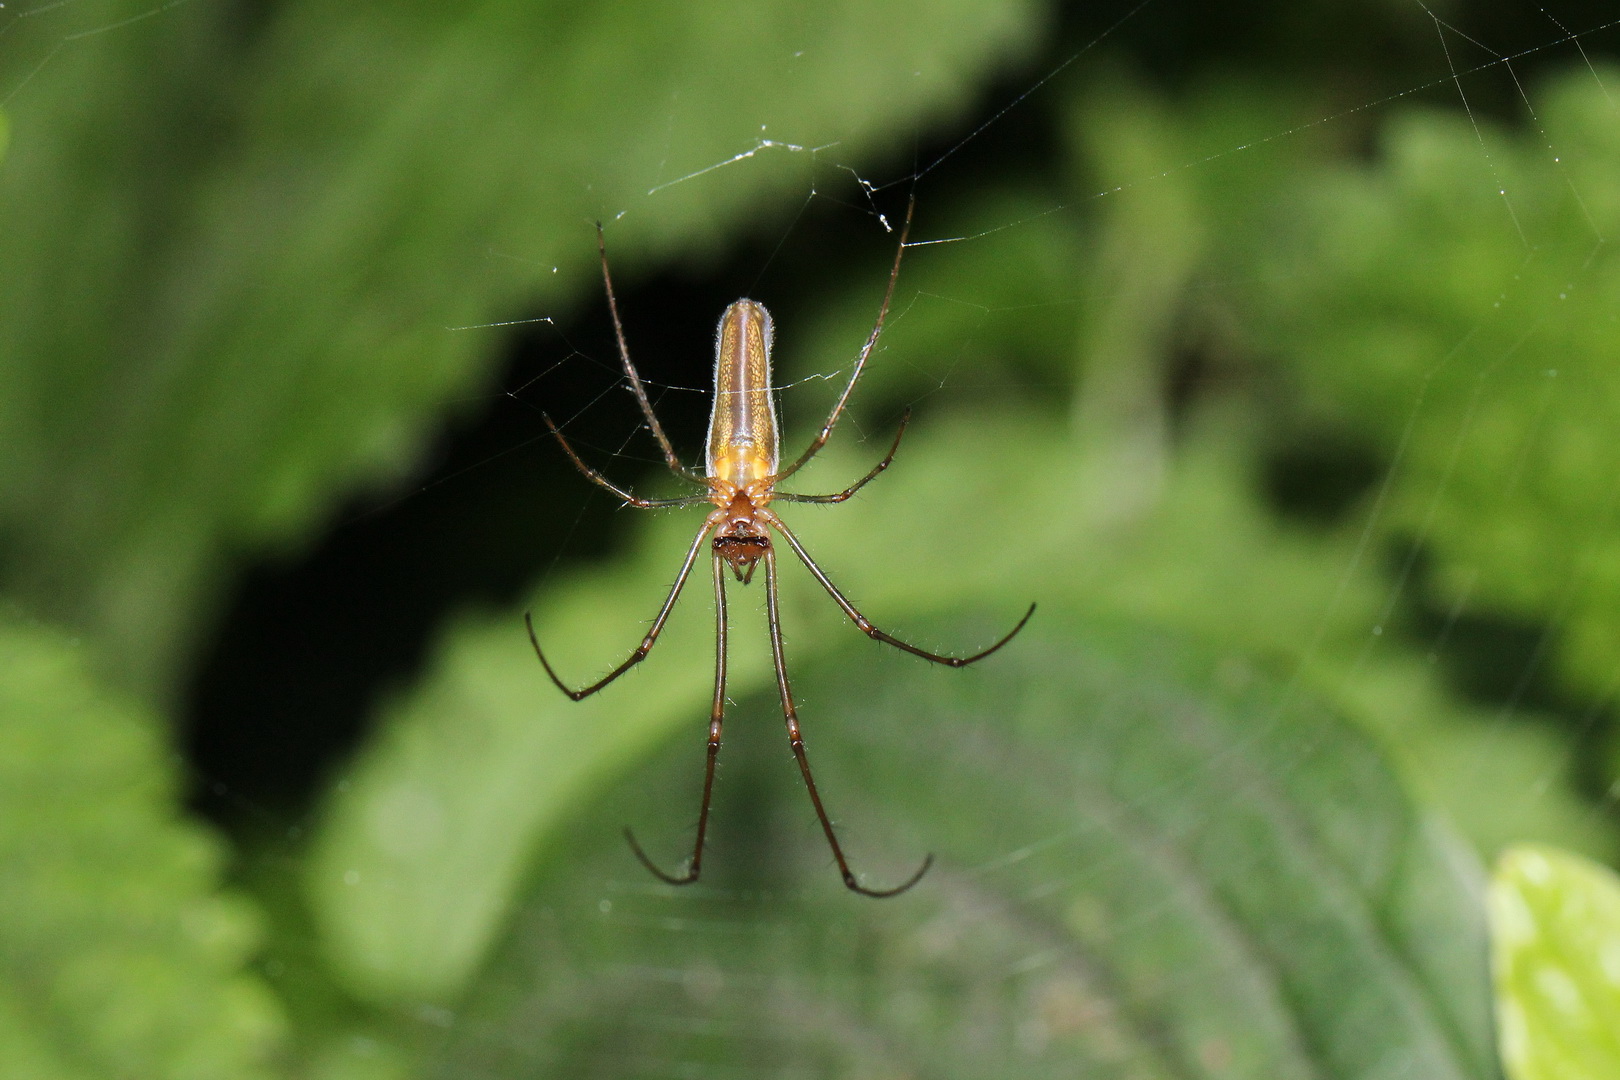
left=1490, top=845, right=1620, bottom=1080
left=0, top=612, right=282, bottom=1078
left=0, top=0, right=1042, bottom=694
left=1246, top=67, right=1620, bottom=710
left=427, top=618, right=1495, bottom=1079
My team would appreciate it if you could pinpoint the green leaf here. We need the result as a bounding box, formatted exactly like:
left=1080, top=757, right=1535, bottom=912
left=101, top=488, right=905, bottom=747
left=1490, top=845, right=1620, bottom=1080
left=0, top=0, right=1043, bottom=693
left=429, top=617, right=1495, bottom=1079
left=0, top=610, right=283, bottom=1078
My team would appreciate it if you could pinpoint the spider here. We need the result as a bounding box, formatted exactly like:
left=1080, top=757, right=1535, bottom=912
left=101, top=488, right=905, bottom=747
left=526, top=198, right=1034, bottom=897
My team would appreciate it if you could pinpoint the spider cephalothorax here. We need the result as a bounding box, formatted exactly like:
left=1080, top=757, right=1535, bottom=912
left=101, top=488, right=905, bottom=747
left=707, top=486, right=768, bottom=582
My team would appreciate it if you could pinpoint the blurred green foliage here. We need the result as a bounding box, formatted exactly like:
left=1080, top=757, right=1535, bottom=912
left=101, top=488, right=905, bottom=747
left=1247, top=66, right=1620, bottom=717
left=3, top=0, right=1620, bottom=1076
left=0, top=611, right=282, bottom=1078
left=1490, top=845, right=1620, bottom=1080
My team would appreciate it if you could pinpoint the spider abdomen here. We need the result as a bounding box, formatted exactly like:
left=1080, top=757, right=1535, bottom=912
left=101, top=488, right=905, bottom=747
left=707, top=299, right=779, bottom=489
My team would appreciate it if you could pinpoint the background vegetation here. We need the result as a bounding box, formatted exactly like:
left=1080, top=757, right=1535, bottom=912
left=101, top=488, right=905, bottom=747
left=3, top=0, right=1619, bottom=1076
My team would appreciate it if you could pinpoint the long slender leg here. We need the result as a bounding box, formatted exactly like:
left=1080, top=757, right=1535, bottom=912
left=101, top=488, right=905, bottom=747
left=765, top=512, right=1035, bottom=666
left=625, top=553, right=728, bottom=885
left=543, top=413, right=706, bottom=509
left=765, top=547, right=932, bottom=898
left=525, top=515, right=719, bottom=700
left=775, top=409, right=909, bottom=505
left=773, top=196, right=916, bottom=485
left=596, top=223, right=705, bottom=482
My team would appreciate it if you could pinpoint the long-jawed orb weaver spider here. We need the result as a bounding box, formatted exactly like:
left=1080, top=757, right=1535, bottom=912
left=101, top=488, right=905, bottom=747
left=525, top=198, right=1034, bottom=897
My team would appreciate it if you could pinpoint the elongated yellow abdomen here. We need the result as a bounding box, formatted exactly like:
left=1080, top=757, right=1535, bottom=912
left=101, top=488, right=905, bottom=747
left=706, top=299, right=779, bottom=490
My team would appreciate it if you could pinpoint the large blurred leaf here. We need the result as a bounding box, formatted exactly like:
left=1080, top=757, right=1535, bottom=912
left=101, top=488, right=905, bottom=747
left=426, top=617, right=1495, bottom=1079
left=0, top=0, right=1043, bottom=693
left=1490, top=845, right=1620, bottom=1080
left=0, top=611, right=283, bottom=1078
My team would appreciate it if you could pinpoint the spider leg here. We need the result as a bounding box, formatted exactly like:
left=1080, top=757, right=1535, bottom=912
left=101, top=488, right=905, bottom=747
left=597, top=223, right=707, bottom=484
left=773, top=195, right=915, bottom=485
left=765, top=546, right=932, bottom=898
left=775, top=409, right=909, bottom=504
left=543, top=413, right=707, bottom=509
left=525, top=514, right=718, bottom=700
left=765, top=511, right=1035, bottom=666
left=625, top=552, right=728, bottom=885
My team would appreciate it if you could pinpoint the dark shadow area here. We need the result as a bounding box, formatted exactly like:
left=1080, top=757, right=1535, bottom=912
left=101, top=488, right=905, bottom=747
left=1263, top=429, right=1385, bottom=528
left=1392, top=538, right=1618, bottom=799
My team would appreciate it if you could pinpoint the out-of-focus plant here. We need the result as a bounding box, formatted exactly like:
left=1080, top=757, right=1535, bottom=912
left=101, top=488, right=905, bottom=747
left=0, top=612, right=282, bottom=1077
left=1245, top=65, right=1620, bottom=771
left=1490, top=845, right=1620, bottom=1080
left=3, top=0, right=1619, bottom=1075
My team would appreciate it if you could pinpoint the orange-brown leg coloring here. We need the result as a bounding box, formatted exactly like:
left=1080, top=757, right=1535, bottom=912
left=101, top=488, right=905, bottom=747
left=773, top=197, right=915, bottom=485
left=764, top=546, right=932, bottom=897
left=765, top=512, right=1034, bottom=666
left=596, top=221, right=705, bottom=484
left=540, top=413, right=707, bottom=509
left=776, top=409, right=910, bottom=505
left=625, top=552, right=729, bottom=885
left=525, top=515, right=718, bottom=700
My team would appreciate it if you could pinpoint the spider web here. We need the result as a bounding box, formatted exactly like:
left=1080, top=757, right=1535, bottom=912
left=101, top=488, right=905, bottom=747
left=3, top=0, right=1619, bottom=1077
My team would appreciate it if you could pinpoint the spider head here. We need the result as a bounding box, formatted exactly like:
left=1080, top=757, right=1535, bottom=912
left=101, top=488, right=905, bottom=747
left=712, top=490, right=769, bottom=583
left=714, top=534, right=768, bottom=583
